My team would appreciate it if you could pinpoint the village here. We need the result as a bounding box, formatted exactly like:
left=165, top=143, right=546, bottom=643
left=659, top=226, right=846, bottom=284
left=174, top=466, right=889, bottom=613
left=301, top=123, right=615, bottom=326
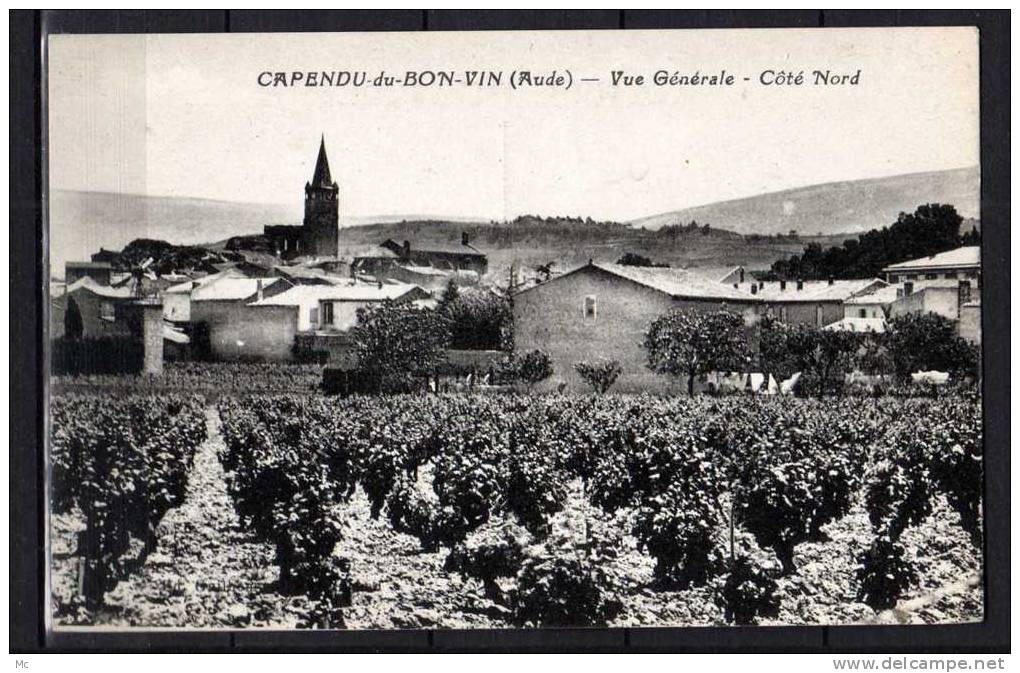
left=49, top=138, right=982, bottom=395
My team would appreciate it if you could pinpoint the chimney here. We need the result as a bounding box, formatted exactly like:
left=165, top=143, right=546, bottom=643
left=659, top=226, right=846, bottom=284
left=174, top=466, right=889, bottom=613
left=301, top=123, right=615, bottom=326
left=739, top=267, right=745, bottom=283
left=796, top=279, right=804, bottom=291
left=402, top=240, right=411, bottom=258
left=903, top=281, right=914, bottom=296
left=780, top=280, right=787, bottom=291
left=256, top=278, right=264, bottom=301
left=462, top=231, right=470, bottom=246
left=958, top=280, right=972, bottom=306
left=827, top=277, right=834, bottom=286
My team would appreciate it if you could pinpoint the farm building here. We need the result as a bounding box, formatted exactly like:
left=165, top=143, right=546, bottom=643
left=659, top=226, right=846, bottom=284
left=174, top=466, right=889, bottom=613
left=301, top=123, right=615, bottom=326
left=50, top=277, right=136, bottom=339
left=882, top=246, right=980, bottom=285
left=188, top=276, right=293, bottom=361
left=353, top=234, right=488, bottom=279
left=65, top=261, right=113, bottom=286
left=512, top=261, right=761, bottom=393
left=249, top=280, right=431, bottom=364
left=734, top=278, right=886, bottom=327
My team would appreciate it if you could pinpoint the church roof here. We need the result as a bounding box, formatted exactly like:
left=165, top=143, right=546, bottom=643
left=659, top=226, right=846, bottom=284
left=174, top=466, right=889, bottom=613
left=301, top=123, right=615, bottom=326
left=310, top=136, right=335, bottom=188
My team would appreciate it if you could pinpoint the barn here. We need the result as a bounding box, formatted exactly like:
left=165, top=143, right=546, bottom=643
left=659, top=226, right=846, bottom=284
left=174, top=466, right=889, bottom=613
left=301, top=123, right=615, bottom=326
left=512, top=262, right=761, bottom=393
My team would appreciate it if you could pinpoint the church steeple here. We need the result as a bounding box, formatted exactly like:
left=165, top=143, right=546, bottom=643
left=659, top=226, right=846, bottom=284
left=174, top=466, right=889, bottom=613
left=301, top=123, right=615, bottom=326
left=310, top=135, right=334, bottom=188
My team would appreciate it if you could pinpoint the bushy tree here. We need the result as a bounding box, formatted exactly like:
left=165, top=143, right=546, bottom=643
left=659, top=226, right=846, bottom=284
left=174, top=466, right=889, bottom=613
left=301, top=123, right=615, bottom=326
left=516, top=350, right=554, bottom=390
left=574, top=359, right=622, bottom=394
left=768, top=203, right=966, bottom=280
left=350, top=302, right=451, bottom=392
left=886, top=313, right=979, bottom=381
left=616, top=252, right=667, bottom=267
left=440, top=286, right=514, bottom=351
left=644, top=309, right=749, bottom=396
left=785, top=326, right=860, bottom=397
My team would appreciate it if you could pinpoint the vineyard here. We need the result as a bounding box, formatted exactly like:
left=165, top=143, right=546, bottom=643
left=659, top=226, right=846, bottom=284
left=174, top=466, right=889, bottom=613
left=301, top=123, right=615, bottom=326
left=49, top=390, right=983, bottom=629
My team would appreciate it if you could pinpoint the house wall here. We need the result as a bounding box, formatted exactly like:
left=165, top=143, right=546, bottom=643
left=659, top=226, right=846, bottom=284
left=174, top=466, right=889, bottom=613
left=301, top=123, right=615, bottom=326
left=889, top=287, right=960, bottom=321
left=163, top=292, right=191, bottom=322
left=56, top=290, right=135, bottom=339
left=765, top=300, right=844, bottom=327
left=513, top=267, right=759, bottom=393
left=959, top=303, right=981, bottom=345
left=192, top=300, right=298, bottom=362
left=843, top=303, right=886, bottom=320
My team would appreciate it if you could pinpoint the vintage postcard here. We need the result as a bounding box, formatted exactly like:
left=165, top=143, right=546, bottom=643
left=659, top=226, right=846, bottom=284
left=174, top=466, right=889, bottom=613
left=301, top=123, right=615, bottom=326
left=46, top=27, right=982, bottom=630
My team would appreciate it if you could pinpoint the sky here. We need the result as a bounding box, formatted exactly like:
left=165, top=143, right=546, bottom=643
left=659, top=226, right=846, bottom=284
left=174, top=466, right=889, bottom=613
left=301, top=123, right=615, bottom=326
left=48, top=27, right=979, bottom=223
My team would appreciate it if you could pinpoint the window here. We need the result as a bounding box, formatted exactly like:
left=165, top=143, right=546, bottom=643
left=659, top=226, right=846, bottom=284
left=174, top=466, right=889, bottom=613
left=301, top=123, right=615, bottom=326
left=583, top=295, right=597, bottom=320
left=321, top=302, right=334, bottom=326
left=859, top=308, right=866, bottom=319
left=310, top=307, right=319, bottom=327
left=925, top=273, right=938, bottom=280
left=816, top=305, right=824, bottom=326
left=889, top=274, right=899, bottom=283
left=905, top=274, right=917, bottom=281
left=944, top=272, right=957, bottom=279
left=779, top=305, right=788, bottom=322
left=100, top=301, right=115, bottom=321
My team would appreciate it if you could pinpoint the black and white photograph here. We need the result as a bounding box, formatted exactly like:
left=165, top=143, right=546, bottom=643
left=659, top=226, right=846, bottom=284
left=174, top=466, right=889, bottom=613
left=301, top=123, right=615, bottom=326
left=43, top=25, right=987, bottom=633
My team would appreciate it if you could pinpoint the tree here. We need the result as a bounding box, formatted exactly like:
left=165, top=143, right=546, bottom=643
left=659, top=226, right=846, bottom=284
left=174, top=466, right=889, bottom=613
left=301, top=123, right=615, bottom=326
left=574, top=359, right=622, bottom=394
left=437, top=278, right=461, bottom=312
left=784, top=327, right=860, bottom=397
left=517, top=350, right=554, bottom=390
left=769, top=203, right=965, bottom=280
left=644, top=310, right=750, bottom=396
left=64, top=297, right=84, bottom=341
left=886, top=312, right=979, bottom=381
left=440, top=287, right=514, bottom=351
left=757, top=315, right=799, bottom=386
left=350, top=302, right=451, bottom=393
left=616, top=253, right=667, bottom=268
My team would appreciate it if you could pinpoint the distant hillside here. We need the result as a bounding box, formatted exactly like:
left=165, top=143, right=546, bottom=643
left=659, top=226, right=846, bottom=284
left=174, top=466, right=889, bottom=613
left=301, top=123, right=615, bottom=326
left=630, top=167, right=979, bottom=237
left=49, top=190, right=299, bottom=275
left=337, top=216, right=808, bottom=283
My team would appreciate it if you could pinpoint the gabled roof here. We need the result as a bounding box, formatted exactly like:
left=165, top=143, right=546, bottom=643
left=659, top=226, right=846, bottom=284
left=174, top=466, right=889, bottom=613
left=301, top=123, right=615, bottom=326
left=249, top=281, right=426, bottom=307
left=192, top=277, right=282, bottom=302
left=380, top=238, right=486, bottom=257
left=65, top=277, right=135, bottom=299
left=735, top=278, right=885, bottom=303
left=517, top=262, right=759, bottom=302
left=883, top=246, right=980, bottom=272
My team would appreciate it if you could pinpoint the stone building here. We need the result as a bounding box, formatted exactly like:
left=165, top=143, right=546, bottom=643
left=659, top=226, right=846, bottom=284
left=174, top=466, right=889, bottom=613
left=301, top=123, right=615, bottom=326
left=734, top=278, right=887, bottom=327
left=882, top=246, right=981, bottom=286
left=512, top=262, right=760, bottom=393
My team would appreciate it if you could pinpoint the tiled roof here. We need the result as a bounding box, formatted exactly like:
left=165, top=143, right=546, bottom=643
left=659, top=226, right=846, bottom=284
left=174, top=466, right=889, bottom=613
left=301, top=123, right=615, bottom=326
left=249, top=281, right=424, bottom=307
left=844, top=285, right=901, bottom=305
left=192, top=277, right=282, bottom=302
left=735, top=279, right=884, bottom=303
left=518, top=262, right=759, bottom=302
left=883, top=246, right=980, bottom=272
left=65, top=277, right=135, bottom=299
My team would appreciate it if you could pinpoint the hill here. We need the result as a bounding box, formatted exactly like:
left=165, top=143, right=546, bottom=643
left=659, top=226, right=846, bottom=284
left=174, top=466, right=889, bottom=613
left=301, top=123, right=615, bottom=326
left=629, top=167, right=979, bottom=237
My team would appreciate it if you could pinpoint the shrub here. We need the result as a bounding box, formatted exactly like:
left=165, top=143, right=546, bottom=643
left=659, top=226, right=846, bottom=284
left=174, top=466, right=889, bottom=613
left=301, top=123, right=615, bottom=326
left=444, top=522, right=527, bottom=604
left=574, top=359, right=622, bottom=394
left=511, top=551, right=622, bottom=627
left=717, top=557, right=781, bottom=625
left=856, top=537, right=917, bottom=610
left=517, top=350, right=554, bottom=389
left=634, top=484, right=725, bottom=588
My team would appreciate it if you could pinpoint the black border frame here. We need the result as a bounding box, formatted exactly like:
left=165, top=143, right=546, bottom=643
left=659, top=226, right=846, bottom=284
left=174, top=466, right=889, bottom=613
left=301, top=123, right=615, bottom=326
left=9, top=8, right=1010, bottom=654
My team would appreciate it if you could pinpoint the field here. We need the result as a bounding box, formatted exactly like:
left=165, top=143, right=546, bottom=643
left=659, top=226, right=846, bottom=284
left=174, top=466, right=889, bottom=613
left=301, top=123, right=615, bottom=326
left=49, top=379, right=983, bottom=629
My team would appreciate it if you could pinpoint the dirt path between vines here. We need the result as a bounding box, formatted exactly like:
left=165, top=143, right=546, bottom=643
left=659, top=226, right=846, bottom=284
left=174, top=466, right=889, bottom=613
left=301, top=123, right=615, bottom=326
left=90, top=407, right=308, bottom=627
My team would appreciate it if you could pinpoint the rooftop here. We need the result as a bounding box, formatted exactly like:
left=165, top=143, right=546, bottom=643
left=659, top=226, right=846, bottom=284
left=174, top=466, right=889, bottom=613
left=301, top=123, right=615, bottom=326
left=249, top=281, right=425, bottom=307
left=192, top=276, right=282, bottom=302
left=519, top=262, right=759, bottom=302
left=65, top=277, right=135, bottom=299
left=734, top=278, right=884, bottom=303
left=883, top=246, right=980, bottom=272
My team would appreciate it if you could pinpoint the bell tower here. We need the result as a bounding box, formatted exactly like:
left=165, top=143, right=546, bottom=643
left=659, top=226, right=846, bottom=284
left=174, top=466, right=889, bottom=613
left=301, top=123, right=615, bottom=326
left=302, top=135, right=339, bottom=257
